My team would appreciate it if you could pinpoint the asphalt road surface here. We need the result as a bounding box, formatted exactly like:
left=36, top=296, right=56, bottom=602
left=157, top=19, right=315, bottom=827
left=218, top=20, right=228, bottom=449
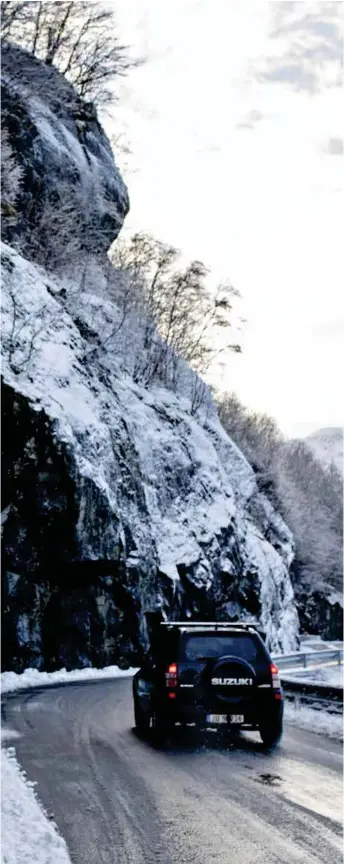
left=2, top=678, right=343, bottom=864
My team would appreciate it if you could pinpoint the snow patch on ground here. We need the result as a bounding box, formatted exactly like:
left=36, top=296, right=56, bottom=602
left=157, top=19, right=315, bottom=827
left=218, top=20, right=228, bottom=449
left=1, top=664, right=138, bottom=695
left=1, top=747, right=72, bottom=864
left=284, top=702, right=343, bottom=741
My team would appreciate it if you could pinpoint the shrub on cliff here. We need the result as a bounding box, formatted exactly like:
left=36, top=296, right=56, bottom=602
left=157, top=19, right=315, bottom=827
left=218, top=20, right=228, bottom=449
left=0, top=127, right=23, bottom=222
left=109, top=232, right=242, bottom=390
left=218, top=392, right=343, bottom=597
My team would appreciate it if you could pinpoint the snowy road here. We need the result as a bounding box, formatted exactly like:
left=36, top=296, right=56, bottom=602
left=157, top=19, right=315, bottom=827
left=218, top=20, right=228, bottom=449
left=2, top=678, right=343, bottom=864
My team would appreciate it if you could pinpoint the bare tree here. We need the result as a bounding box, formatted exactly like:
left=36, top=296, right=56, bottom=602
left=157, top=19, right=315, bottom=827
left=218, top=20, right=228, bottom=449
left=1, top=1, right=28, bottom=36
left=110, top=233, right=241, bottom=385
left=189, top=375, right=211, bottom=417
left=1, top=126, right=23, bottom=223
left=16, top=184, right=91, bottom=273
left=217, top=391, right=343, bottom=596
left=109, top=131, right=136, bottom=178
left=1, top=1, right=136, bottom=104
left=80, top=264, right=143, bottom=363
left=1, top=255, right=56, bottom=374
left=4, top=166, right=117, bottom=275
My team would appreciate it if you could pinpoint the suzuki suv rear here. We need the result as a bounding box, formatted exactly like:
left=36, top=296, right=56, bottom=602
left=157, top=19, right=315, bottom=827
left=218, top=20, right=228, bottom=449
left=133, top=622, right=283, bottom=748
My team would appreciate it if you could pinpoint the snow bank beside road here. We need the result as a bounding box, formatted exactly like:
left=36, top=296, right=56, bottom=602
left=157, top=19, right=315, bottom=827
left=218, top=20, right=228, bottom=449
left=1, top=664, right=138, bottom=695
left=284, top=703, right=343, bottom=741
left=1, top=666, right=139, bottom=863
left=1, top=747, right=72, bottom=864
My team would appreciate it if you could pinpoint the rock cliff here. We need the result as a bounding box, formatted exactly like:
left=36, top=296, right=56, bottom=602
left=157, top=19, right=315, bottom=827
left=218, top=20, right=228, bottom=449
left=1, top=44, right=299, bottom=672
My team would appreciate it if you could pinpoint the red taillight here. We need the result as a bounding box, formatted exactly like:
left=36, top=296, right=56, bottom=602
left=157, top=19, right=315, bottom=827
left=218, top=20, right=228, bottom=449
left=165, top=662, right=178, bottom=688
left=270, top=663, right=281, bottom=695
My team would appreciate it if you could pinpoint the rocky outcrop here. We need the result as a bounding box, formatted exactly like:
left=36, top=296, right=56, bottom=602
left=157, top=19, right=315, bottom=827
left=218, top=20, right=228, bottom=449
left=1, top=42, right=129, bottom=256
left=296, top=590, right=343, bottom=641
left=1, top=243, right=299, bottom=671
left=1, top=44, right=300, bottom=672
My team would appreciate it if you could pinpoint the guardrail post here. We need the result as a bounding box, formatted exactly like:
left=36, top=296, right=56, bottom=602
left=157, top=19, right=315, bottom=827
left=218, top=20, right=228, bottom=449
left=337, top=650, right=341, bottom=665
left=303, top=653, right=307, bottom=669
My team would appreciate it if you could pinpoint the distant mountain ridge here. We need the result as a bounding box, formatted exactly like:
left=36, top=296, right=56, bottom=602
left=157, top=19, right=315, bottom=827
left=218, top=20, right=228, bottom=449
left=305, top=427, right=343, bottom=474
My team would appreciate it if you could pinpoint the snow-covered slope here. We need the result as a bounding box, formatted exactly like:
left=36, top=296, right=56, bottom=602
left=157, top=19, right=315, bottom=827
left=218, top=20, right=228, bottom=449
left=305, top=428, right=343, bottom=475
left=1, top=242, right=299, bottom=669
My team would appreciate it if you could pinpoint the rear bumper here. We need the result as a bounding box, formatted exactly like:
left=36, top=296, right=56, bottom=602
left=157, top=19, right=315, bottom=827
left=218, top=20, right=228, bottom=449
left=157, top=695, right=283, bottom=729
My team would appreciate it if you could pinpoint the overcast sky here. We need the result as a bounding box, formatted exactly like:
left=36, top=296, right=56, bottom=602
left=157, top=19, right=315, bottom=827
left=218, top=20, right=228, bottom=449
left=109, top=0, right=343, bottom=438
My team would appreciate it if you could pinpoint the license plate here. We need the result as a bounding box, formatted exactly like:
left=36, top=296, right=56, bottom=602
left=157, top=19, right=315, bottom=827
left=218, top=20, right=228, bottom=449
left=230, top=714, right=244, bottom=724
left=206, top=714, right=227, bottom=724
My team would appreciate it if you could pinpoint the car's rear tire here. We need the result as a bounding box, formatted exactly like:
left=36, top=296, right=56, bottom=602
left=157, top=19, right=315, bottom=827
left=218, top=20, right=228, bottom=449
left=151, top=711, right=173, bottom=743
left=134, top=699, right=151, bottom=733
left=259, top=718, right=283, bottom=749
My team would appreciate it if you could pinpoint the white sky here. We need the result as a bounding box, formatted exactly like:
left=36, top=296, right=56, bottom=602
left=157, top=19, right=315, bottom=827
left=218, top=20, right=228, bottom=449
left=108, top=0, right=343, bottom=437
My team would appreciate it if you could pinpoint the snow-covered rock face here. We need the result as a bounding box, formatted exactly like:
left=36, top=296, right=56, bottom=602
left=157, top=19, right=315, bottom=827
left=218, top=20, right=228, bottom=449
left=1, top=43, right=129, bottom=256
left=1, top=244, right=299, bottom=671
left=0, top=42, right=299, bottom=670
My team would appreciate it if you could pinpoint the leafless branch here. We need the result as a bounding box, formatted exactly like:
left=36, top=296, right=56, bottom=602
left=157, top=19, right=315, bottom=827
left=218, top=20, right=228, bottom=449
left=0, top=1, right=138, bottom=104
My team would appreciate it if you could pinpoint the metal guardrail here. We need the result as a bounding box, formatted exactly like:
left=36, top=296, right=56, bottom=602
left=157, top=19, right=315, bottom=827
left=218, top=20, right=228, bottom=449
left=271, top=648, right=344, bottom=670
left=281, top=678, right=343, bottom=714
left=281, top=677, right=343, bottom=702
left=271, top=649, right=343, bottom=713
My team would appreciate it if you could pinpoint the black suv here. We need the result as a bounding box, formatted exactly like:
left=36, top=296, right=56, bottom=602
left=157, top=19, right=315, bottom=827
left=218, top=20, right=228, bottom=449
left=133, top=622, right=283, bottom=747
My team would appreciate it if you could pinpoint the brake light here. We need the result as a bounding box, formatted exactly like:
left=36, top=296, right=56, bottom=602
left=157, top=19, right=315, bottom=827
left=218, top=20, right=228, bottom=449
left=165, top=662, right=178, bottom=688
left=270, top=663, right=281, bottom=692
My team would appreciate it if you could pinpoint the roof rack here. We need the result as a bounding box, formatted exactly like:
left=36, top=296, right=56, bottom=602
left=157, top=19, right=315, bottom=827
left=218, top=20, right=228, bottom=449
left=159, top=621, right=262, bottom=632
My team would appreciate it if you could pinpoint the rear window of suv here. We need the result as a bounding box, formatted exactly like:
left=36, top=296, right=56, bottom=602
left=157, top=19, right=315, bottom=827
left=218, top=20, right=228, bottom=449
left=182, top=633, right=266, bottom=665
